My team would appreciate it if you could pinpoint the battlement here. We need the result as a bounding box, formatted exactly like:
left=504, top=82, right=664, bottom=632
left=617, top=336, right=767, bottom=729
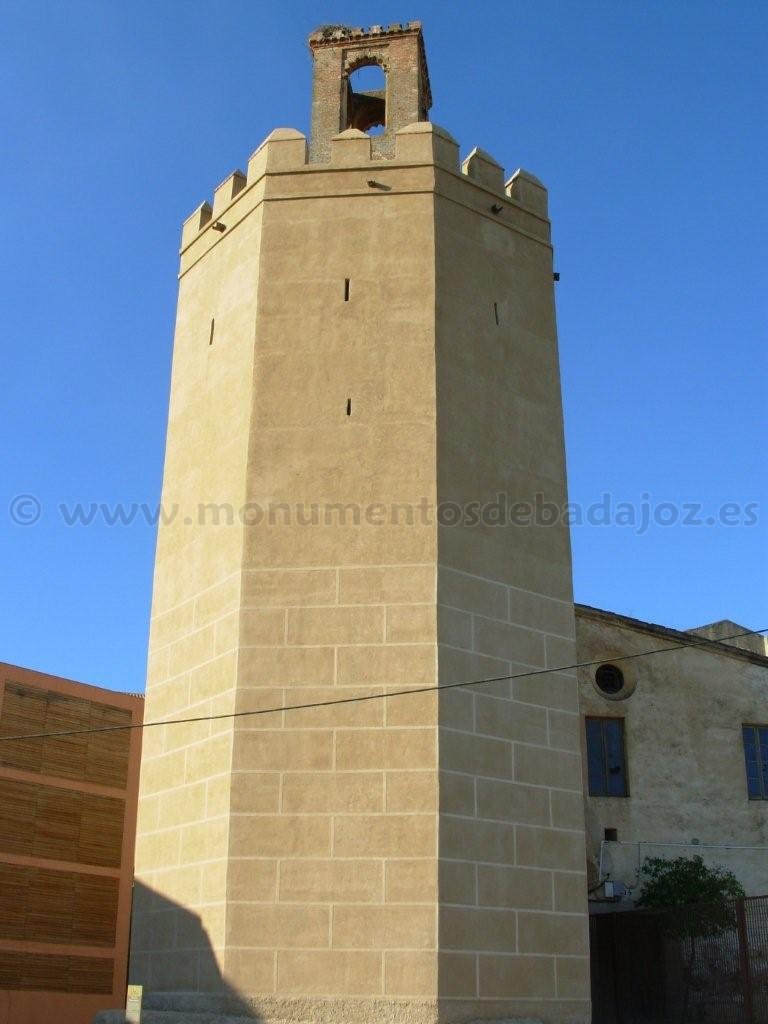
left=180, top=123, right=550, bottom=258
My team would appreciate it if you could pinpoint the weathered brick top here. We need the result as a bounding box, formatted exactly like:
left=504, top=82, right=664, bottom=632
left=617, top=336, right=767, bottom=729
left=307, top=22, right=432, bottom=162
left=308, top=21, right=423, bottom=45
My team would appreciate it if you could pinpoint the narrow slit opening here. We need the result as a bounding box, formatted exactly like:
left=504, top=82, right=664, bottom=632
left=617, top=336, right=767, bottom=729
left=209, top=318, right=215, bottom=346
left=493, top=302, right=499, bottom=326
left=344, top=279, right=350, bottom=302
left=346, top=398, right=352, bottom=416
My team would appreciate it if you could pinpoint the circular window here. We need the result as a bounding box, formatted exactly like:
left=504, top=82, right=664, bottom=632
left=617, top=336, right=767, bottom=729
left=595, top=663, right=625, bottom=695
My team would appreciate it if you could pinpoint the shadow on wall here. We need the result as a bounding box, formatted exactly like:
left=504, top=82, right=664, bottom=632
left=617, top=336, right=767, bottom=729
left=94, top=881, right=263, bottom=1023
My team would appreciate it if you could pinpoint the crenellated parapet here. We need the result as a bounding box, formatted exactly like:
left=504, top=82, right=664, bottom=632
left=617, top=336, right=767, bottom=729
left=180, top=123, right=551, bottom=265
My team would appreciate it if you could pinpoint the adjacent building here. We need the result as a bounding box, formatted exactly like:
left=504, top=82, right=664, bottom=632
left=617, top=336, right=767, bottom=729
left=576, top=606, right=768, bottom=906
left=0, top=663, right=142, bottom=1024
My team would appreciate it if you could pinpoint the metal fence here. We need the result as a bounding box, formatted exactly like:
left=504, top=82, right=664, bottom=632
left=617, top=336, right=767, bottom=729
left=590, top=895, right=768, bottom=1023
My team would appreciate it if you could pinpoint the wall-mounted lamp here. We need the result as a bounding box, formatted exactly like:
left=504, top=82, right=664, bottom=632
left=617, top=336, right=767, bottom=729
left=491, top=203, right=503, bottom=215
left=211, top=222, right=227, bottom=233
left=367, top=180, right=391, bottom=191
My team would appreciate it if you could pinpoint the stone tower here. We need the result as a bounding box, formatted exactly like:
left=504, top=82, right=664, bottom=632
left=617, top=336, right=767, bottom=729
left=127, top=22, right=590, bottom=1024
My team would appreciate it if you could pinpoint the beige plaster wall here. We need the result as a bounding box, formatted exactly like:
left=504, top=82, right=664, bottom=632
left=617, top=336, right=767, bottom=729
left=433, top=159, right=589, bottom=1021
left=226, top=128, right=440, bottom=1011
left=577, top=608, right=768, bottom=901
left=130, top=189, right=266, bottom=990
left=129, top=122, right=590, bottom=1024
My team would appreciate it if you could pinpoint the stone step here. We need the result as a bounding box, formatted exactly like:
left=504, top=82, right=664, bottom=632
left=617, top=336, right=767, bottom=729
left=93, top=996, right=540, bottom=1024
left=94, top=1013, right=309, bottom=1024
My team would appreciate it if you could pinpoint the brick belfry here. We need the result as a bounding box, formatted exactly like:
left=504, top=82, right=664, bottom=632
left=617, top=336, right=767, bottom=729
left=122, top=21, right=590, bottom=1024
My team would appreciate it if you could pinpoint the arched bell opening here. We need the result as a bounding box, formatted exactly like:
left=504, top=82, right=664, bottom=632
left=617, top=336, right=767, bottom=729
left=345, top=62, right=387, bottom=135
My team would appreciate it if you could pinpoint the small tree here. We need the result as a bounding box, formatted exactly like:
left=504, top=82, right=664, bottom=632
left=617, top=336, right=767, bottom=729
left=636, top=854, right=745, bottom=910
left=636, top=855, right=745, bottom=1022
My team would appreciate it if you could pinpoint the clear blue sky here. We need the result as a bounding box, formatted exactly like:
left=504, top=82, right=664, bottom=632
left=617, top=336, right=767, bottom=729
left=1, top=1, right=765, bottom=693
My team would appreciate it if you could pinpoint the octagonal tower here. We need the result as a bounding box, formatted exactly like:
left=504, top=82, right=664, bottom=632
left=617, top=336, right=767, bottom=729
left=125, top=23, right=590, bottom=1024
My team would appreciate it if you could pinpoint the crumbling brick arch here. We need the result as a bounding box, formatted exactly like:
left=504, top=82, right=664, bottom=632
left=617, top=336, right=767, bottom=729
left=342, top=54, right=389, bottom=133
left=343, top=50, right=391, bottom=75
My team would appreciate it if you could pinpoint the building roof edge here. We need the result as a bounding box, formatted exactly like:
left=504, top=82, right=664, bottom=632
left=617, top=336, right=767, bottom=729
left=574, top=604, right=768, bottom=668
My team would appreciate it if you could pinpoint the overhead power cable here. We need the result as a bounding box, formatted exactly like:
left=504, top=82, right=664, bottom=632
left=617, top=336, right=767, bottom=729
left=0, top=625, right=764, bottom=744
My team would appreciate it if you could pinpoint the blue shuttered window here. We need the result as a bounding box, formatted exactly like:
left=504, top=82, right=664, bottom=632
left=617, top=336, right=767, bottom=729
left=586, top=717, right=628, bottom=797
left=743, top=725, right=768, bottom=800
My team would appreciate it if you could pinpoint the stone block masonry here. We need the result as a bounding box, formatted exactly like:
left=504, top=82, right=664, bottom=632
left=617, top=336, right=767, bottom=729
left=120, top=23, right=590, bottom=1024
